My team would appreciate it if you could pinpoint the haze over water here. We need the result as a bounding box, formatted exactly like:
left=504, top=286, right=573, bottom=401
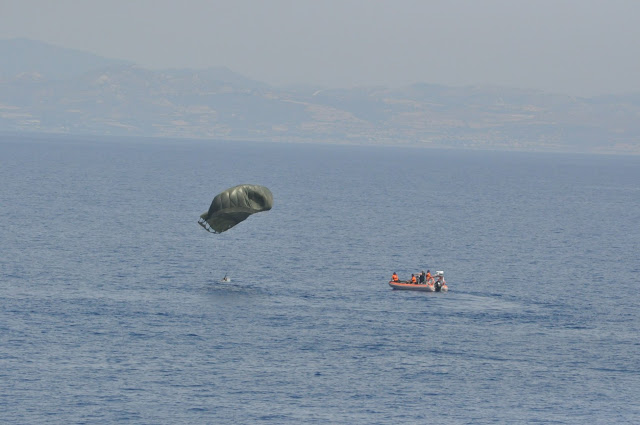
left=1, top=135, right=639, bottom=424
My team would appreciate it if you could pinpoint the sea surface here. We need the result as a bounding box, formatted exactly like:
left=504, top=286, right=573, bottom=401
left=1, top=134, right=639, bottom=424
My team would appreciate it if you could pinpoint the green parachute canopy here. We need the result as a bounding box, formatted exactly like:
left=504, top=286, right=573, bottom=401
left=198, top=184, right=273, bottom=234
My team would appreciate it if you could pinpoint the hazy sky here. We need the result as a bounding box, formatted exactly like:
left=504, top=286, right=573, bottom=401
left=2, top=0, right=639, bottom=96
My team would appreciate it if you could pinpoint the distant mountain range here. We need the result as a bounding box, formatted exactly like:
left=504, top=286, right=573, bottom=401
left=1, top=38, right=639, bottom=154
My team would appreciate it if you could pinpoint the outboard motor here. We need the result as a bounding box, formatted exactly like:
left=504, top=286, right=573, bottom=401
left=434, top=271, right=444, bottom=292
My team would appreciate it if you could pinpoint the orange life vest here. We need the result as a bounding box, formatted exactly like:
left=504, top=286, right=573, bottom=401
left=411, top=275, right=417, bottom=283
left=392, top=274, right=399, bottom=282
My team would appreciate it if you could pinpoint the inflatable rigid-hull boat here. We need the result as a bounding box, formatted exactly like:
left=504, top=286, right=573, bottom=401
left=388, top=281, right=448, bottom=292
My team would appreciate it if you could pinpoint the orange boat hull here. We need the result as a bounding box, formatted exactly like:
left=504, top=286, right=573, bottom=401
left=388, top=280, right=435, bottom=291
left=388, top=281, right=448, bottom=292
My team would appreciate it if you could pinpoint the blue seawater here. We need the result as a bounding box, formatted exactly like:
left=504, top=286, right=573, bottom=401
left=1, top=134, right=639, bottom=424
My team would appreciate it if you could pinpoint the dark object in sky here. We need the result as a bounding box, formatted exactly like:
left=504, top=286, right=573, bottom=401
left=198, top=184, right=273, bottom=234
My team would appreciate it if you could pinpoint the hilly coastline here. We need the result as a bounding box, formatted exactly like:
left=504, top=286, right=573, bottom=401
left=1, top=38, right=639, bottom=154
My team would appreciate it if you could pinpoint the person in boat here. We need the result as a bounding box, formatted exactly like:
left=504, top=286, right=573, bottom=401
left=419, top=271, right=426, bottom=284
left=425, top=270, right=435, bottom=286
left=391, top=272, right=399, bottom=282
left=410, top=274, right=417, bottom=284
left=435, top=272, right=446, bottom=289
